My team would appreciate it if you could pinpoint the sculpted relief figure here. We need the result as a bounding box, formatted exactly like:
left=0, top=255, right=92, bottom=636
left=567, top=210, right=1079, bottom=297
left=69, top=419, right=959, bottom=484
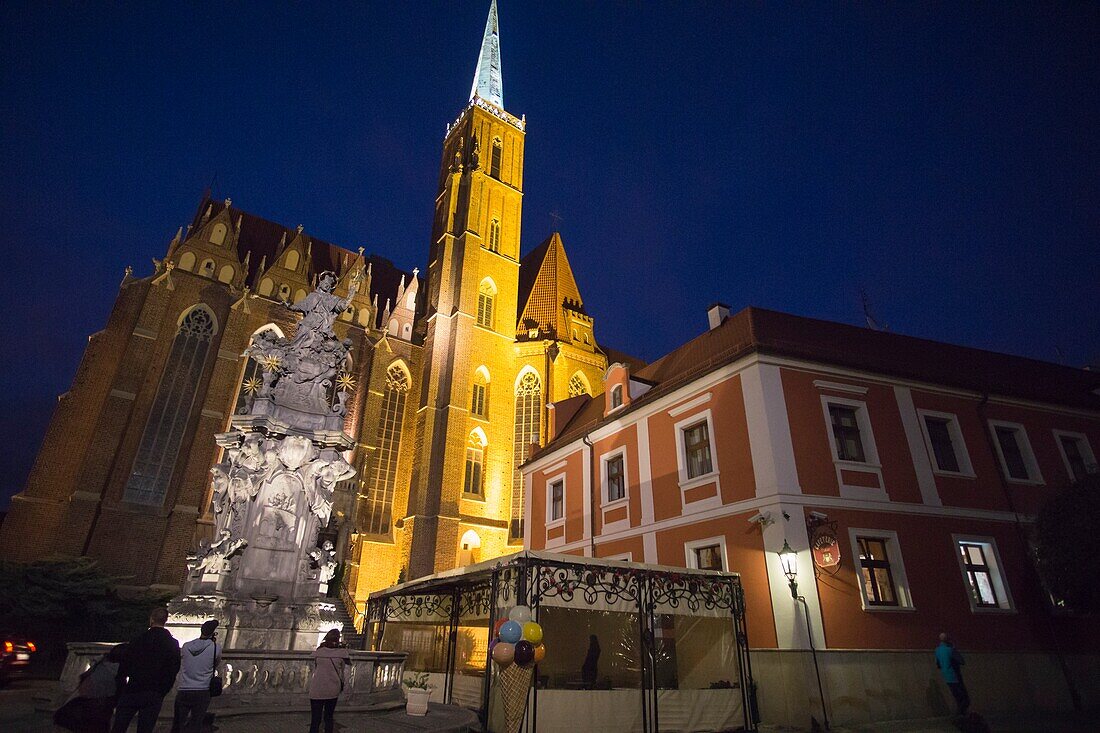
left=309, top=541, right=338, bottom=584
left=190, top=529, right=248, bottom=576
left=211, top=433, right=270, bottom=513
left=286, top=271, right=359, bottom=352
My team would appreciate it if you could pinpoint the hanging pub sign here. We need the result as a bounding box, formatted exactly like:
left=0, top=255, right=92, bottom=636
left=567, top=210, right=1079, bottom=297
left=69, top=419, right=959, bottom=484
left=811, top=523, right=841, bottom=570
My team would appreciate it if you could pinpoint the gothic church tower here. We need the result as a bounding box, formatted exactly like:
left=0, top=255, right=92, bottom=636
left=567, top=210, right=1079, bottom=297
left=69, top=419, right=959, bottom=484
left=404, top=0, right=526, bottom=577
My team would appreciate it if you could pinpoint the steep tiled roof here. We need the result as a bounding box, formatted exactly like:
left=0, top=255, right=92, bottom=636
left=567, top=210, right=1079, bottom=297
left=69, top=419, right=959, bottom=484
left=599, top=346, right=648, bottom=374
left=516, top=232, right=585, bottom=337
left=188, top=197, right=413, bottom=322
left=534, top=306, right=1100, bottom=459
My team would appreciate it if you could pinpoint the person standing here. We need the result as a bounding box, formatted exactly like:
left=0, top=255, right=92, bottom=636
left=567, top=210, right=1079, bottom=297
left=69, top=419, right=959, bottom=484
left=308, top=629, right=350, bottom=733
left=935, top=632, right=970, bottom=717
left=172, top=620, right=221, bottom=733
left=111, top=607, right=181, bottom=733
left=581, top=634, right=601, bottom=689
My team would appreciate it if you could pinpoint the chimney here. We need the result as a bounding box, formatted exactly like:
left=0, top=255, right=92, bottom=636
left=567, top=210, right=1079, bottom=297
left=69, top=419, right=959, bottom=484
left=707, top=302, right=731, bottom=330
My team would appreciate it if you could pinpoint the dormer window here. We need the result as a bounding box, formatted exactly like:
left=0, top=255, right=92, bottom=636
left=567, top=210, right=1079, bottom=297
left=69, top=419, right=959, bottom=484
left=610, top=384, right=624, bottom=409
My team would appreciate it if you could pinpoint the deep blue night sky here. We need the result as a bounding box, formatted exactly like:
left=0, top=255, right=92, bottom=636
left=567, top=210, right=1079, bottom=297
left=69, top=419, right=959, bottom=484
left=1, top=2, right=1097, bottom=509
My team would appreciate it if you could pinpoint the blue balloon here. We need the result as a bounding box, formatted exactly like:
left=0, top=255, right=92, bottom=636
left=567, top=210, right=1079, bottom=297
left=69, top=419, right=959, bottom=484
left=499, top=620, right=523, bottom=644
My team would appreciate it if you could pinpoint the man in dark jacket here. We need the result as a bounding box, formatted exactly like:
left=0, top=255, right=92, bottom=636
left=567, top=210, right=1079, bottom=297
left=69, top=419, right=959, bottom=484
left=111, top=607, right=181, bottom=733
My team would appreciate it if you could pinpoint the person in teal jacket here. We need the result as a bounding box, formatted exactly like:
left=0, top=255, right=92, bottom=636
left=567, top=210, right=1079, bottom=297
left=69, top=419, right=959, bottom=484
left=935, top=632, right=970, bottom=716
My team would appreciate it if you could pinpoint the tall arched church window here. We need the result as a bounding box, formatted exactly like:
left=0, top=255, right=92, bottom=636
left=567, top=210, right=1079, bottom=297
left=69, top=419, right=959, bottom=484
left=511, top=371, right=542, bottom=539
left=488, top=218, right=501, bottom=253
left=233, top=324, right=283, bottom=415
left=490, top=139, right=503, bottom=179
left=123, top=307, right=217, bottom=505
left=464, top=431, right=486, bottom=496
left=362, top=363, right=409, bottom=535
left=477, top=280, right=496, bottom=329
left=568, top=372, right=589, bottom=398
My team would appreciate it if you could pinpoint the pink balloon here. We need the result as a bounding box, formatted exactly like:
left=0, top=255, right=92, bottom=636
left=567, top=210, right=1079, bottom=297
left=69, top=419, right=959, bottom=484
left=492, top=641, right=515, bottom=667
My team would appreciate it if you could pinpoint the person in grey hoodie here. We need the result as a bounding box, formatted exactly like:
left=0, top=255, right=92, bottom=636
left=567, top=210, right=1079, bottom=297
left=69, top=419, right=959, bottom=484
left=309, top=628, right=350, bottom=733
left=171, top=620, right=221, bottom=733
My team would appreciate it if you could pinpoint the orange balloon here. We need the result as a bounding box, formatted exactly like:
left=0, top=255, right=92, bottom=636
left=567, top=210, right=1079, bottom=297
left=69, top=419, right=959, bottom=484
left=532, top=643, right=546, bottom=663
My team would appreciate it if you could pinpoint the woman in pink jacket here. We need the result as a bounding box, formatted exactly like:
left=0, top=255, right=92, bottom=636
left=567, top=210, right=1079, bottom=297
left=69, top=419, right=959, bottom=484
left=309, top=629, right=351, bottom=733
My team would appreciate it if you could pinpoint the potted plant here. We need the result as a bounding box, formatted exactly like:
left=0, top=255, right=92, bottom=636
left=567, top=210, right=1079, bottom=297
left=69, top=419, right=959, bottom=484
left=403, top=672, right=431, bottom=716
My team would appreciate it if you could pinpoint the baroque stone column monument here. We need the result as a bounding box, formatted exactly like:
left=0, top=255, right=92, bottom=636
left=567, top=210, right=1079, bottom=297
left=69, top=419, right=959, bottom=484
left=170, top=270, right=361, bottom=650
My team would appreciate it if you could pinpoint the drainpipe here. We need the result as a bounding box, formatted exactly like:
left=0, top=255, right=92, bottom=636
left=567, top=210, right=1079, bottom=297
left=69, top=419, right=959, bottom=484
left=975, top=393, right=1081, bottom=710
left=583, top=434, right=597, bottom=557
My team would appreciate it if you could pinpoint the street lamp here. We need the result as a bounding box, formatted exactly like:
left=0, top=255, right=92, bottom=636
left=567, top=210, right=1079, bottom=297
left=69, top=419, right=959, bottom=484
left=778, top=539, right=798, bottom=598
left=776, top=537, right=829, bottom=730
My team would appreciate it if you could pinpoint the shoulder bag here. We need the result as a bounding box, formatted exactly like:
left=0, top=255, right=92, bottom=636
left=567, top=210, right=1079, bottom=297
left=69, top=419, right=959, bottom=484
left=209, top=644, right=223, bottom=697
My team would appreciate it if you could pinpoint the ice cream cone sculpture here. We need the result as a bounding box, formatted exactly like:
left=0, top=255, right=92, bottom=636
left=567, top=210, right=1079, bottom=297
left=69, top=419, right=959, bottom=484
left=490, top=605, right=545, bottom=733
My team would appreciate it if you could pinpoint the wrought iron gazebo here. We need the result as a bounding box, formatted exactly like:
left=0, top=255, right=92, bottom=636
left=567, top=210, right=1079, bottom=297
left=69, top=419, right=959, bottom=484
left=365, top=551, right=758, bottom=732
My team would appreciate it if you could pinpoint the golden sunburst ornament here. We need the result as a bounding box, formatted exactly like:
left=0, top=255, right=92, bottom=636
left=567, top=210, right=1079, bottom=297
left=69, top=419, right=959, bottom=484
left=242, top=376, right=264, bottom=395
left=260, top=355, right=282, bottom=372
left=335, top=372, right=357, bottom=392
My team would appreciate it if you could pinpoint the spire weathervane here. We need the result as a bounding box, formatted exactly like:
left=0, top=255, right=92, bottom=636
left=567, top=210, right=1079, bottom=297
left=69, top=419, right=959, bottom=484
left=469, top=0, right=504, bottom=109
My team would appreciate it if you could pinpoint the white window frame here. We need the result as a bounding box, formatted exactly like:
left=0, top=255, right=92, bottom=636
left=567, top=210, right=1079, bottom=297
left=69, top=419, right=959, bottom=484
left=1052, top=430, right=1097, bottom=482
left=610, top=384, right=624, bottom=410
left=988, top=420, right=1043, bottom=485
left=600, top=449, right=629, bottom=507
left=545, top=474, right=566, bottom=528
left=952, top=534, right=1015, bottom=613
left=684, top=535, right=728, bottom=572
left=847, top=528, right=915, bottom=611
left=603, top=552, right=633, bottom=562
left=821, top=396, right=886, bottom=501
left=821, top=396, right=881, bottom=467
left=672, top=409, right=721, bottom=492
left=917, top=409, right=975, bottom=478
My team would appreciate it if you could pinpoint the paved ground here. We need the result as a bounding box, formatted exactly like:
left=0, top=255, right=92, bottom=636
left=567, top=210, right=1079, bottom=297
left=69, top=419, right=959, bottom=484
left=0, top=680, right=479, bottom=732
left=3, top=679, right=1095, bottom=732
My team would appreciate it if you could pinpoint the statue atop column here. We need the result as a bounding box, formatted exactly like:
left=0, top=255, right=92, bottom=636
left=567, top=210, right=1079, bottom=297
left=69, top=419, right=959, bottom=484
left=171, top=269, right=363, bottom=650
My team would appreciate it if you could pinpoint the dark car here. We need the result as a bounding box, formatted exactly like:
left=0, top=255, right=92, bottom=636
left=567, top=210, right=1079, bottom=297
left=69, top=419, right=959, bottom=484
left=0, top=635, right=37, bottom=686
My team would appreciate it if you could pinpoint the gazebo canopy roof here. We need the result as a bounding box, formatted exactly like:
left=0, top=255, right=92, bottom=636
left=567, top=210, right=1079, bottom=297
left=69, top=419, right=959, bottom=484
left=367, top=550, right=741, bottom=601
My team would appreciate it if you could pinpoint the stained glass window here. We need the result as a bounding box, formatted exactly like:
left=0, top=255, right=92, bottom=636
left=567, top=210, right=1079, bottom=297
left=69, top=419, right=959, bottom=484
left=362, top=364, right=409, bottom=535
left=511, top=371, right=542, bottom=539
left=123, top=307, right=216, bottom=505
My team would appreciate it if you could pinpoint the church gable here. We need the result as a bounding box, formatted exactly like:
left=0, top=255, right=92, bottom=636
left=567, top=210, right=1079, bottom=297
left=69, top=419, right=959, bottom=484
left=171, top=199, right=244, bottom=286
left=516, top=232, right=587, bottom=341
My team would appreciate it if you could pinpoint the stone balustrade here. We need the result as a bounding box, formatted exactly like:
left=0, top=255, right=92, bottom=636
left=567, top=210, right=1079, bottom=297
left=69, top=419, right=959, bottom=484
left=53, top=643, right=407, bottom=716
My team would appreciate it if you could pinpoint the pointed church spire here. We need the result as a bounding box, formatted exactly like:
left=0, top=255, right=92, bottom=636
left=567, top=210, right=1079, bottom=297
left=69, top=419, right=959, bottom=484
left=469, top=0, right=504, bottom=109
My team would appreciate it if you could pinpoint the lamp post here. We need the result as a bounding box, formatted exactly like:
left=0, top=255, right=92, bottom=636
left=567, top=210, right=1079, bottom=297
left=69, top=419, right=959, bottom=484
left=776, top=539, right=829, bottom=730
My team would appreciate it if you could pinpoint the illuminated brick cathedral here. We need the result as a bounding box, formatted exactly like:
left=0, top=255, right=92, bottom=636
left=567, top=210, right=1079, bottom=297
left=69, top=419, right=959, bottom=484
left=0, top=1, right=629, bottom=612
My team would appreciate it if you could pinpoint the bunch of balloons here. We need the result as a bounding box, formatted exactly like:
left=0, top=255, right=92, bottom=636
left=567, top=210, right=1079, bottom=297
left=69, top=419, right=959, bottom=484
left=489, top=605, right=546, bottom=668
